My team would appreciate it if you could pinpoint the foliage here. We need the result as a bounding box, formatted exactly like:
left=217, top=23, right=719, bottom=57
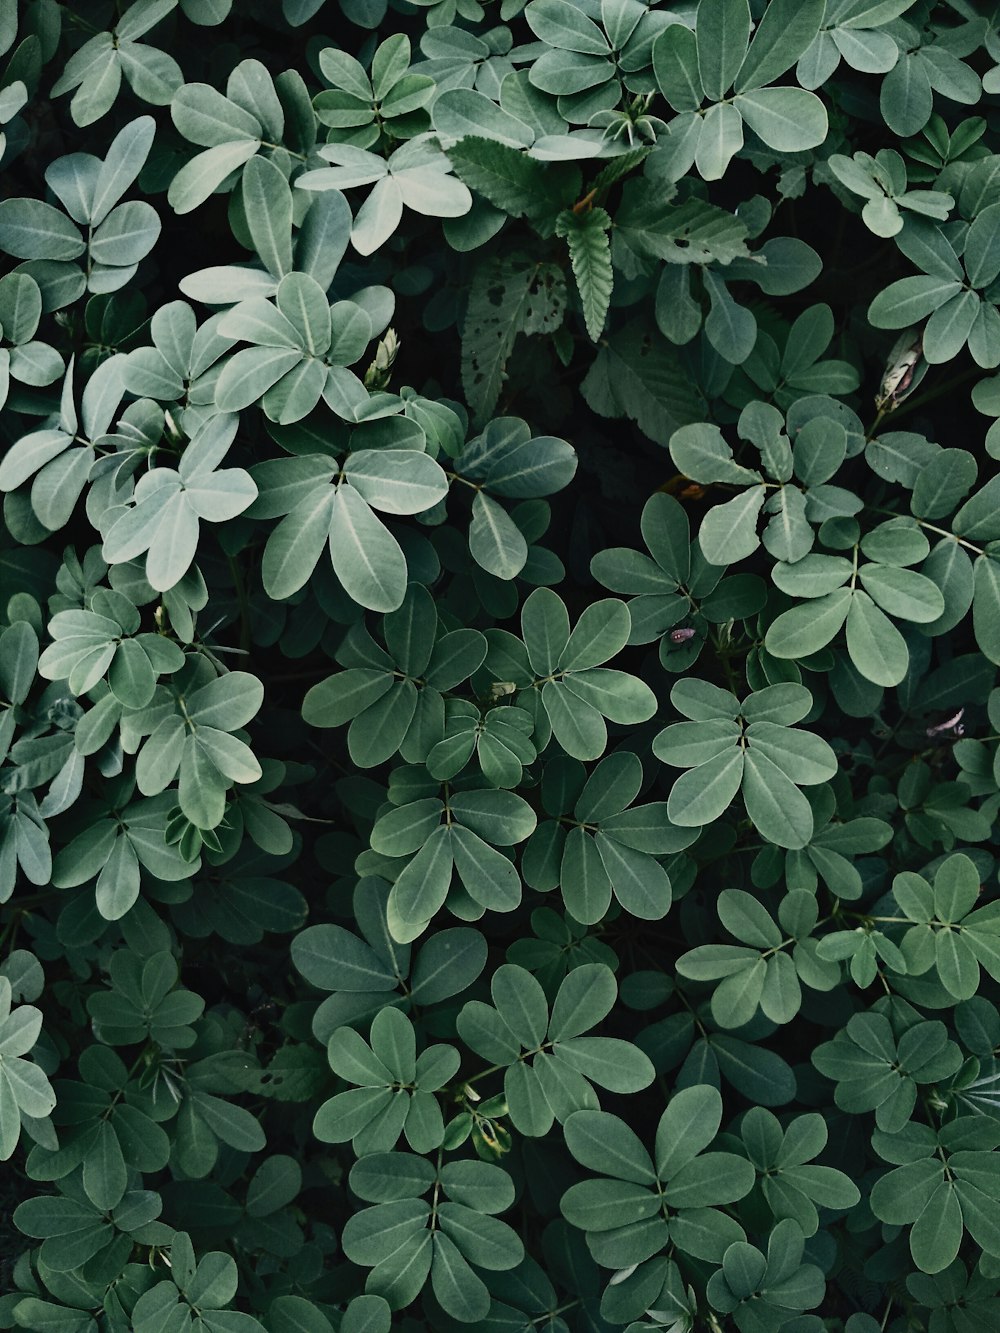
left=3, top=1, right=1000, bottom=1331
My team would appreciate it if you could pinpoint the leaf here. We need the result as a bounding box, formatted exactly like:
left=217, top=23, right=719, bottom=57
left=973, top=556, right=1000, bottom=664
left=490, top=963, right=547, bottom=1048
left=845, top=591, right=909, bottom=686
left=410, top=929, right=487, bottom=1004
left=561, top=599, right=630, bottom=670
left=735, top=0, right=826, bottom=94
left=734, top=88, right=829, bottom=152
left=555, top=206, right=613, bottom=341
left=581, top=319, right=704, bottom=446
left=433, top=89, right=534, bottom=148
left=698, top=486, right=766, bottom=564
left=742, top=750, right=815, bottom=850
left=540, top=680, right=606, bottom=761
left=556, top=1035, right=654, bottom=1093
left=469, top=490, right=528, bottom=580
left=145, top=492, right=200, bottom=591
left=343, top=450, right=448, bottom=516
left=964, top=201, right=1000, bottom=290
left=91, top=115, right=157, bottom=225
left=461, top=257, right=541, bottom=423
left=667, top=747, right=744, bottom=826
left=173, top=80, right=262, bottom=146
left=670, top=422, right=761, bottom=485
left=697, top=0, right=751, bottom=101
left=695, top=102, right=744, bottom=181
left=868, top=276, right=964, bottom=329
left=564, top=1109, right=656, bottom=1183
left=640, top=196, right=751, bottom=271
left=858, top=564, right=944, bottom=623
left=596, top=833, right=672, bottom=920
left=447, top=137, right=568, bottom=225
left=242, top=154, right=293, bottom=277
left=910, top=1181, right=963, bottom=1274
left=0, top=199, right=85, bottom=261
left=431, top=1232, right=489, bottom=1323
left=292, top=925, right=397, bottom=993
left=168, top=139, right=260, bottom=215
left=653, top=25, right=704, bottom=112
left=765, top=589, right=852, bottom=658
left=329, top=486, right=407, bottom=613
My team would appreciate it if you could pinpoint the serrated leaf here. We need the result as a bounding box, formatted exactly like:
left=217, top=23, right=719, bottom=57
left=555, top=206, right=612, bottom=342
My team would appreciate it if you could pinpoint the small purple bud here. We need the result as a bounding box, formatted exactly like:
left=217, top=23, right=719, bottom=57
left=670, top=627, right=696, bottom=644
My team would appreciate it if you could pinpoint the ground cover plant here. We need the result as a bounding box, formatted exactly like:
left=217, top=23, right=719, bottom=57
left=2, top=0, right=1000, bottom=1329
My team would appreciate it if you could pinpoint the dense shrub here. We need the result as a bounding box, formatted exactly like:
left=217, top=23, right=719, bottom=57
left=2, top=0, right=1000, bottom=1329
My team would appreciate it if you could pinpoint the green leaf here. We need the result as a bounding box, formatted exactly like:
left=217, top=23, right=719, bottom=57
left=343, top=450, right=448, bottom=516
left=699, top=487, right=766, bottom=564
left=447, top=137, right=568, bottom=225
left=168, top=138, right=260, bottom=214
left=329, top=486, right=407, bottom=613
left=564, top=1109, right=656, bottom=1183
left=670, top=422, right=761, bottom=485
left=742, top=749, right=815, bottom=848
left=468, top=490, right=528, bottom=580
left=973, top=556, right=1000, bottom=665
left=561, top=826, right=612, bottom=923
left=522, top=586, right=570, bottom=675
left=241, top=154, right=293, bottom=278
left=0, top=199, right=85, bottom=261
left=697, top=0, right=751, bottom=101
left=92, top=115, right=157, bottom=225
left=910, top=1181, right=963, bottom=1274
left=540, top=679, right=608, bottom=759
left=734, top=88, right=829, bottom=152
left=766, top=589, right=852, bottom=658
left=719, top=889, right=781, bottom=948
left=555, top=206, right=613, bottom=342
left=561, top=599, right=630, bottom=670
left=461, top=256, right=547, bottom=423
left=410, top=929, right=487, bottom=1004
left=846, top=591, right=909, bottom=686
left=667, top=747, right=744, bottom=827
left=433, top=89, right=534, bottom=148
left=528, top=0, right=609, bottom=56
left=548, top=963, right=617, bottom=1040
left=858, top=564, right=945, bottom=622
left=431, top=1232, right=490, bottom=1323
left=596, top=833, right=673, bottom=920
left=292, top=925, right=397, bottom=992
left=581, top=319, right=704, bottom=447
left=653, top=24, right=704, bottom=112
left=663, top=1150, right=756, bottom=1206
left=556, top=1035, right=654, bottom=1093
left=869, top=276, right=964, bottom=328
left=491, top=964, right=548, bottom=1047
left=695, top=102, right=744, bottom=181
left=451, top=824, right=522, bottom=912
left=964, top=202, right=1000, bottom=290
left=734, top=0, right=825, bottom=93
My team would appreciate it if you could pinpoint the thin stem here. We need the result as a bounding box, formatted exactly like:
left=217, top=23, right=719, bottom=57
left=227, top=554, right=252, bottom=655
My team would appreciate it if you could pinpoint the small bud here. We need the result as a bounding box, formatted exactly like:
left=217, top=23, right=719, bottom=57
left=876, top=329, right=924, bottom=412
left=926, top=708, right=965, bottom=738
left=364, top=328, right=400, bottom=390
left=670, top=627, right=696, bottom=644
left=164, top=408, right=184, bottom=443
